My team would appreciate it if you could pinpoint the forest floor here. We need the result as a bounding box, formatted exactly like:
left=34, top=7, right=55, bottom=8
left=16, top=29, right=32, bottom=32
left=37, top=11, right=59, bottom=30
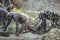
left=0, top=22, right=60, bottom=40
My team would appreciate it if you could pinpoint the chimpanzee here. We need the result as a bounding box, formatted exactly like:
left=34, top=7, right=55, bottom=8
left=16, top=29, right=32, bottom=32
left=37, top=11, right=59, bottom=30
left=35, top=14, right=47, bottom=34
left=38, top=11, right=51, bottom=20
left=2, top=12, right=30, bottom=36
left=0, top=7, right=8, bottom=28
left=38, top=10, right=60, bottom=28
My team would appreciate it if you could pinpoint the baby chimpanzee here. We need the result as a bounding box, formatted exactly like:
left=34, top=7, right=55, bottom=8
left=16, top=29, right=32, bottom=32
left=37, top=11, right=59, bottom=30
left=38, top=10, right=60, bottom=28
left=36, top=17, right=47, bottom=34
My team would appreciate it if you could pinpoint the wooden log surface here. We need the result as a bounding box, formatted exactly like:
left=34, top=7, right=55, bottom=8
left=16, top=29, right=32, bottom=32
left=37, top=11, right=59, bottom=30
left=0, top=31, right=10, bottom=37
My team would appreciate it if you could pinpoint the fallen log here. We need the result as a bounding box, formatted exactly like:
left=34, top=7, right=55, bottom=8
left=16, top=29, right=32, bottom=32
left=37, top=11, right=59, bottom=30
left=0, top=31, right=10, bottom=37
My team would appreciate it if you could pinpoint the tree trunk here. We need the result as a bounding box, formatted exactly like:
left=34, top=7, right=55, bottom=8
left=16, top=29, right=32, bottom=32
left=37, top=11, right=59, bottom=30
left=10, top=0, right=22, bottom=8
left=0, top=31, right=10, bottom=37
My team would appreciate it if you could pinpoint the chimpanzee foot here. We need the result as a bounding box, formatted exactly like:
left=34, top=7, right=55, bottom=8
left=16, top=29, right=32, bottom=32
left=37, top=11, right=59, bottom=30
left=1, top=27, right=5, bottom=29
left=22, top=30, right=26, bottom=33
left=26, top=30, right=29, bottom=33
left=31, top=32, right=35, bottom=34
left=16, top=34, right=19, bottom=36
left=32, top=31, right=37, bottom=34
left=2, top=28, right=7, bottom=31
left=23, top=30, right=29, bottom=33
left=16, top=32, right=19, bottom=36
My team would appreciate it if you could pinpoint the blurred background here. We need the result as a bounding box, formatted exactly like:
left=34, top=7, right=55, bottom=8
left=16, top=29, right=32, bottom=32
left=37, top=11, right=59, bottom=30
left=0, top=0, right=60, bottom=13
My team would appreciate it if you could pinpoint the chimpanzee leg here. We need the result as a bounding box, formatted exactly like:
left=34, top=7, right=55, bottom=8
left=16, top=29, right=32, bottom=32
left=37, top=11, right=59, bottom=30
left=43, top=26, right=46, bottom=33
left=14, top=18, right=20, bottom=36
left=3, top=19, right=11, bottom=31
left=36, top=26, right=42, bottom=34
left=1, top=15, right=7, bottom=28
left=0, top=19, right=1, bottom=25
left=36, top=26, right=41, bottom=31
left=20, top=23, right=26, bottom=33
left=2, top=19, right=6, bottom=28
left=16, top=22, right=20, bottom=36
left=24, top=20, right=30, bottom=32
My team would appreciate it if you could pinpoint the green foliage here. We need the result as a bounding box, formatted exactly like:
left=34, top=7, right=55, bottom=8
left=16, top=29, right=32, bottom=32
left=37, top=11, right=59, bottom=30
left=8, top=26, right=14, bottom=33
left=0, top=21, right=3, bottom=26
left=12, top=8, right=38, bottom=18
left=25, top=10, right=38, bottom=18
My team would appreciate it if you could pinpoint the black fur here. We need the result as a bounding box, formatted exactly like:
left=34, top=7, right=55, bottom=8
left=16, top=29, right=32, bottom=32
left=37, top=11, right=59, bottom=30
left=0, top=8, right=8, bottom=28
left=3, top=12, right=30, bottom=36
left=38, top=11, right=60, bottom=28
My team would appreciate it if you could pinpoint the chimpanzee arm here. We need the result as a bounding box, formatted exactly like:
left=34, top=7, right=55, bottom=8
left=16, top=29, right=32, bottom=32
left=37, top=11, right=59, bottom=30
left=2, top=15, right=12, bottom=31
